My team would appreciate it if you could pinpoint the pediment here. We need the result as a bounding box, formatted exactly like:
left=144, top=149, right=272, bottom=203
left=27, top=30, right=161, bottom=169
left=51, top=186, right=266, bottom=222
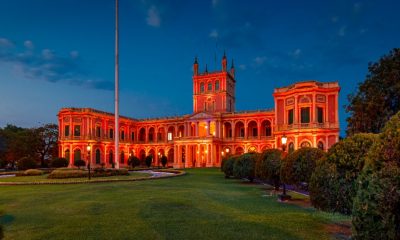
left=188, top=112, right=215, bottom=120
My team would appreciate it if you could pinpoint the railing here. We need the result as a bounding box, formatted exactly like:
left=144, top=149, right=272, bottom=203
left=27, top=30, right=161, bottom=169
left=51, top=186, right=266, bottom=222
left=275, top=122, right=339, bottom=131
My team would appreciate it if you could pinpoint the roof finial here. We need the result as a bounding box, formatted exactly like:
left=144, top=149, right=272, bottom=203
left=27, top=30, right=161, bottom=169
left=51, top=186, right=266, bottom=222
left=223, top=50, right=226, bottom=59
left=194, top=56, right=198, bottom=64
left=231, top=59, right=235, bottom=69
left=205, top=64, right=208, bottom=73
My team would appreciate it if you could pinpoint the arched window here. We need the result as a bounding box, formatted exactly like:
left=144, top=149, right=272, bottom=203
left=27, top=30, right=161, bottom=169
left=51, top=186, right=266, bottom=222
left=120, top=151, right=125, bottom=164
left=207, top=82, right=212, bottom=92
left=288, top=142, right=295, bottom=154
left=318, top=141, right=324, bottom=150
left=95, top=149, right=101, bottom=164
left=200, top=82, right=205, bottom=93
left=300, top=141, right=311, bottom=148
left=215, top=80, right=220, bottom=91
left=65, top=149, right=70, bottom=161
left=74, top=149, right=81, bottom=161
left=109, top=151, right=113, bottom=164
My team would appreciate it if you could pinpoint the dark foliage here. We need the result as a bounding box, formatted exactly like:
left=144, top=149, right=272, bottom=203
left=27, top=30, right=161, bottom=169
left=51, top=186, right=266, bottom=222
left=16, top=157, right=37, bottom=170
left=128, top=156, right=141, bottom=168
left=255, top=149, right=283, bottom=190
left=233, top=153, right=258, bottom=182
left=346, top=48, right=400, bottom=135
left=74, top=159, right=86, bottom=169
left=221, top=156, right=237, bottom=178
left=50, top=157, right=69, bottom=168
left=160, top=155, right=168, bottom=167
left=145, top=155, right=153, bottom=168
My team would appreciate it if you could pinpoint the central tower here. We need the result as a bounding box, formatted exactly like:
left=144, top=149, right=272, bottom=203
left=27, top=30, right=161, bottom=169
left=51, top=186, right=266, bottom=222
left=192, top=53, right=236, bottom=113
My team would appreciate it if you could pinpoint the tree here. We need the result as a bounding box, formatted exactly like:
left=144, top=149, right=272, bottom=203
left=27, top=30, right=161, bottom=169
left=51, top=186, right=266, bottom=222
left=280, top=147, right=325, bottom=189
left=233, top=153, right=258, bottom=182
left=160, top=155, right=168, bottom=167
left=31, top=124, right=58, bottom=167
left=352, top=112, right=400, bottom=239
left=221, top=156, right=238, bottom=178
left=128, top=156, right=140, bottom=168
left=16, top=157, right=37, bottom=170
left=346, top=48, right=400, bottom=135
left=309, top=133, right=377, bottom=214
left=255, top=149, right=284, bottom=190
left=50, top=157, right=69, bottom=168
left=145, top=155, right=153, bottom=168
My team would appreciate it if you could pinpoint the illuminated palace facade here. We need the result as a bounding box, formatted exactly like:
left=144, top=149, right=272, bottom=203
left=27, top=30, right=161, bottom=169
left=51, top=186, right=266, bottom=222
left=58, top=55, right=340, bottom=168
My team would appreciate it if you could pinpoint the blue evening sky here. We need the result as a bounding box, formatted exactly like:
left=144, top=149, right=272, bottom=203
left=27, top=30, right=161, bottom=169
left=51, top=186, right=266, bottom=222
left=0, top=0, right=399, bottom=136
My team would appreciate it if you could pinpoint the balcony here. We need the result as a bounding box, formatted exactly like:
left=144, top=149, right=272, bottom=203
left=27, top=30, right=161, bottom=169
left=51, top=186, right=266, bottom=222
left=275, top=122, right=339, bottom=131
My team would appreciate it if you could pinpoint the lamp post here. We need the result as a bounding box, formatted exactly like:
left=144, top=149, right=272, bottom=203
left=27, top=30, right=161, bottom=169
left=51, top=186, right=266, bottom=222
left=279, top=135, right=291, bottom=201
left=87, top=144, right=91, bottom=180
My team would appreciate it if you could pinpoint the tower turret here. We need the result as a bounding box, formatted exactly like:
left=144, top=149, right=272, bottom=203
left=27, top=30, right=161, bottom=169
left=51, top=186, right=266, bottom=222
left=222, top=51, right=227, bottom=71
left=193, top=56, right=199, bottom=76
left=230, top=59, right=235, bottom=77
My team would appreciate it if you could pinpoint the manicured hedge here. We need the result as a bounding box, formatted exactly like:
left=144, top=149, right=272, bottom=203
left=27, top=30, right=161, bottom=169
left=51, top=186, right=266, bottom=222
left=309, top=133, right=377, bottom=215
left=233, top=153, right=258, bottom=182
left=352, top=112, right=400, bottom=239
left=221, top=156, right=237, bottom=178
left=50, top=157, right=69, bottom=168
left=48, top=169, right=87, bottom=179
left=16, top=157, right=37, bottom=170
left=255, top=149, right=283, bottom=190
left=280, top=147, right=325, bottom=188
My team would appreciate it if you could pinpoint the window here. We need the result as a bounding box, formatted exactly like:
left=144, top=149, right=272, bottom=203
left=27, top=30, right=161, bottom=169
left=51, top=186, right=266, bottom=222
left=215, top=80, right=220, bottom=91
left=240, top=128, right=245, bottom=137
left=167, top=132, right=173, bottom=141
left=301, top=141, right=311, bottom=148
left=96, top=126, right=101, bottom=138
left=208, top=82, right=212, bottom=92
left=288, top=109, right=294, bottom=125
left=65, top=149, right=70, bottom=161
left=109, top=129, right=114, bottom=139
left=131, top=132, right=135, bottom=141
left=109, top=151, right=113, bottom=164
left=64, top=125, right=70, bottom=137
left=74, top=149, right=81, bottom=161
left=317, top=107, right=324, bottom=123
left=121, top=130, right=125, bottom=140
left=95, top=149, right=101, bottom=164
left=265, top=121, right=272, bottom=136
left=120, top=151, right=125, bottom=164
left=252, top=128, right=257, bottom=137
left=301, top=107, right=310, bottom=123
left=74, top=125, right=81, bottom=136
left=200, top=82, right=205, bottom=93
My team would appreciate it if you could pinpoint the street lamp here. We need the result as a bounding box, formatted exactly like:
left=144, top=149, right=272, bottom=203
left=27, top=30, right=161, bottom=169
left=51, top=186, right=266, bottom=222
left=87, top=144, right=91, bottom=180
left=279, top=135, right=291, bottom=201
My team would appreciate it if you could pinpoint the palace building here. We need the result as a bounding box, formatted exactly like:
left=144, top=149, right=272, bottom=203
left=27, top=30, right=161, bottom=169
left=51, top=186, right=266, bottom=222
left=58, top=54, right=340, bottom=168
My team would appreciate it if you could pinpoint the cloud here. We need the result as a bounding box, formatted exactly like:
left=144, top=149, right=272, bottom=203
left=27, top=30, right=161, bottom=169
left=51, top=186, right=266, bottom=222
left=331, top=16, right=338, bottom=23
left=0, top=37, right=14, bottom=48
left=209, top=29, right=219, bottom=39
left=146, top=5, right=161, bottom=27
left=212, top=0, right=219, bottom=8
left=291, top=48, right=302, bottom=58
left=238, top=64, right=246, bottom=70
left=0, top=37, right=112, bottom=91
left=253, top=56, right=267, bottom=66
left=338, top=25, right=347, bottom=36
left=24, top=40, right=34, bottom=49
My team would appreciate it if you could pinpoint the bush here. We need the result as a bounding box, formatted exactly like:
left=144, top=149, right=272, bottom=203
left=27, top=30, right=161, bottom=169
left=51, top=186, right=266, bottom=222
left=145, top=155, right=153, bottom=168
left=280, top=147, right=325, bottom=188
left=50, top=157, right=69, bottom=168
left=128, top=156, right=141, bottom=168
left=47, top=169, right=87, bottom=179
left=221, top=156, right=237, bottom=178
left=255, top=149, right=283, bottom=190
left=16, top=157, right=37, bottom=170
left=309, top=133, right=377, bottom=215
left=92, top=168, right=129, bottom=177
left=352, top=112, right=400, bottom=239
left=161, top=156, right=168, bottom=168
left=24, top=169, right=43, bottom=176
left=233, top=153, right=258, bottom=182
left=74, top=159, right=86, bottom=169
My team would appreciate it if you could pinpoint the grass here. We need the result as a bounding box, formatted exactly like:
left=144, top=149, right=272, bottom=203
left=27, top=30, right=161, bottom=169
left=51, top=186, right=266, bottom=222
left=0, top=168, right=349, bottom=240
left=0, top=172, right=151, bottom=183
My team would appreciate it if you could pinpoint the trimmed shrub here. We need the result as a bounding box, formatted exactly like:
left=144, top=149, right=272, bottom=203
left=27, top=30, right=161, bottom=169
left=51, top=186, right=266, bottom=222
left=221, top=156, right=237, bottom=178
left=280, top=147, right=325, bottom=188
left=47, top=169, right=87, bottom=179
left=161, top=156, right=168, bottom=168
left=16, top=157, right=37, bottom=170
left=128, top=156, right=141, bottom=168
left=233, top=153, right=258, bottom=182
left=74, top=159, right=86, bottom=169
left=145, top=155, right=153, bottom=168
left=255, top=149, right=283, bottom=190
left=92, top=168, right=129, bottom=177
left=352, top=112, right=400, bottom=239
left=310, top=133, right=377, bottom=214
left=24, top=169, right=43, bottom=176
left=50, top=157, right=69, bottom=168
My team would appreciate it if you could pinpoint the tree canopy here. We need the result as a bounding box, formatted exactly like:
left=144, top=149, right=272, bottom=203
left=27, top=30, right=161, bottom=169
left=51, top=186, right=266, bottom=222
left=346, top=48, right=400, bottom=135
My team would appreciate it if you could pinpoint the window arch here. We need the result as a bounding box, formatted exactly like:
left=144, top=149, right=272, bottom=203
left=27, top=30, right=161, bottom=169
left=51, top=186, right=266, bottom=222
left=95, top=149, right=101, bottom=164
left=200, top=82, right=205, bottom=93
left=300, top=141, right=311, bottom=148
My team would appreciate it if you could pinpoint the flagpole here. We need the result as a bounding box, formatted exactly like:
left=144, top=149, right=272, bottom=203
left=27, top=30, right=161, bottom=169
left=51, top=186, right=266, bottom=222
left=114, top=0, right=120, bottom=169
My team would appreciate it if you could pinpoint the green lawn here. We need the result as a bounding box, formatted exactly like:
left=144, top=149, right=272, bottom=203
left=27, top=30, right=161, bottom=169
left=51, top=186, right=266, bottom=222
left=0, top=168, right=348, bottom=240
left=0, top=172, right=151, bottom=183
